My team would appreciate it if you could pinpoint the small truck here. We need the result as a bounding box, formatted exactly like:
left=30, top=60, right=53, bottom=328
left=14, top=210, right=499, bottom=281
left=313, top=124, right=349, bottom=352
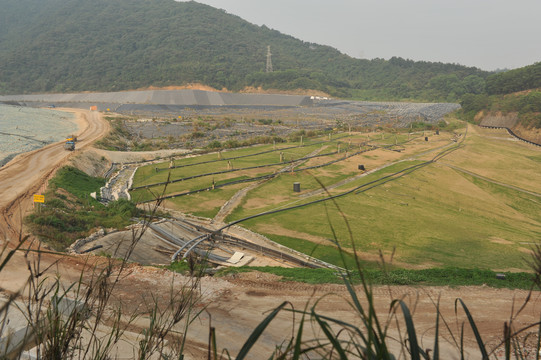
left=64, top=135, right=78, bottom=151
left=64, top=140, right=75, bottom=151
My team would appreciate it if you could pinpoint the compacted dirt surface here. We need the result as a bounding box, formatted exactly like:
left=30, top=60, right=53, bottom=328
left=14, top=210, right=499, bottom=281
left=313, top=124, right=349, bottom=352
left=0, top=108, right=540, bottom=359
left=0, top=109, right=109, bottom=240
left=0, top=109, right=111, bottom=299
left=112, top=266, right=541, bottom=359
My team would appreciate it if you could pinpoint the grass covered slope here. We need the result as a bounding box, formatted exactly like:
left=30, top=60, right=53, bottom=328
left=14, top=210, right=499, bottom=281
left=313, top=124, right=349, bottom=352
left=131, top=120, right=541, bottom=271
left=130, top=135, right=352, bottom=216
left=26, top=166, right=139, bottom=250
left=229, top=125, right=540, bottom=270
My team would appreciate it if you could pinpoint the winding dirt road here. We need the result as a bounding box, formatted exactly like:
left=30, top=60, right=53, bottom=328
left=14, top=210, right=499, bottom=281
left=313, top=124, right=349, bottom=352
left=0, top=109, right=110, bottom=295
left=0, top=109, right=110, bottom=243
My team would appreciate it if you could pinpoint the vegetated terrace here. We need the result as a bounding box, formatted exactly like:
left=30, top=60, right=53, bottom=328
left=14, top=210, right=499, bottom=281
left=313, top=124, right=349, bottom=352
left=130, top=120, right=541, bottom=271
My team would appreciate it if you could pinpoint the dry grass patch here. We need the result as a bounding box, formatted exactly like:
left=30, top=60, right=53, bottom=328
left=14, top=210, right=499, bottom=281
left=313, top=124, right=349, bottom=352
left=443, top=124, right=541, bottom=191
left=490, top=237, right=513, bottom=245
left=518, top=247, right=534, bottom=255
left=243, top=194, right=290, bottom=209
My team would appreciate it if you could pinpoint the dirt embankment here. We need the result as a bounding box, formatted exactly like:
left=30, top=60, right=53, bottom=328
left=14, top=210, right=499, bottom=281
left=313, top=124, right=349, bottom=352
left=134, top=82, right=332, bottom=98
left=477, top=111, right=519, bottom=128
left=106, top=266, right=541, bottom=358
left=135, top=83, right=225, bottom=92
left=239, top=86, right=332, bottom=98
left=477, top=111, right=541, bottom=145
left=512, top=123, right=541, bottom=144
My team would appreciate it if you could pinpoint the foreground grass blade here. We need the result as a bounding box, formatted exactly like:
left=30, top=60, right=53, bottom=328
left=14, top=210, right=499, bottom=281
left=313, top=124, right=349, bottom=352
left=292, top=306, right=306, bottom=360
left=433, top=298, right=440, bottom=360
left=393, top=300, right=421, bottom=360
left=455, top=298, right=489, bottom=359
left=460, top=323, right=465, bottom=360
left=537, top=312, right=541, bottom=360
left=0, top=240, right=24, bottom=272
left=504, top=322, right=511, bottom=360
left=236, top=301, right=288, bottom=360
left=312, top=310, right=348, bottom=360
left=341, top=273, right=392, bottom=357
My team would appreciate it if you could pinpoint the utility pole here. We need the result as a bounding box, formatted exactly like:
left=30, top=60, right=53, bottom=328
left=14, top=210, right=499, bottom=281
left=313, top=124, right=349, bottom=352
left=266, top=45, right=273, bottom=73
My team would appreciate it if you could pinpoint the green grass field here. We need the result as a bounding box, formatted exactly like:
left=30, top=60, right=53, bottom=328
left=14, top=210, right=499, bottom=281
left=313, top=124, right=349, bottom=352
left=131, top=124, right=541, bottom=271
left=214, top=266, right=536, bottom=289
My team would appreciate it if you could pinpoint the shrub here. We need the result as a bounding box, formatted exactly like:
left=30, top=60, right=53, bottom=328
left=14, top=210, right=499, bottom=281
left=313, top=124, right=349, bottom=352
left=26, top=167, right=140, bottom=250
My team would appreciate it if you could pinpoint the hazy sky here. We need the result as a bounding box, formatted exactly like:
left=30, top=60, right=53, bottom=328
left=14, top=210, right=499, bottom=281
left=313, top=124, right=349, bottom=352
left=181, top=0, right=541, bottom=71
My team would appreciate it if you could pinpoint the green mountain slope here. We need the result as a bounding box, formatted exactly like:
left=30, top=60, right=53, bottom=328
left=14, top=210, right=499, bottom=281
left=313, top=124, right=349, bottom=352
left=0, top=0, right=488, bottom=100
left=486, top=62, right=541, bottom=95
left=460, top=61, right=541, bottom=137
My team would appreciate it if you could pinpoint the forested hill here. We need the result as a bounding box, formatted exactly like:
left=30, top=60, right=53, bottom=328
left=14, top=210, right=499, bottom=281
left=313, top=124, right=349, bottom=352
left=486, top=62, right=541, bottom=95
left=0, top=0, right=488, bottom=101
left=460, top=61, right=541, bottom=141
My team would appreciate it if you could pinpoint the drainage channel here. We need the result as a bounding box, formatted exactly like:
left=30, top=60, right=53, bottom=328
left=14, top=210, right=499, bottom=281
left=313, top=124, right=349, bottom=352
left=167, top=218, right=336, bottom=269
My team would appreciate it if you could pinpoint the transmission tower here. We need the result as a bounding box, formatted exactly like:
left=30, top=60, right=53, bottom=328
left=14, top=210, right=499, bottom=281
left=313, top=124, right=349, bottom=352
left=266, top=45, right=273, bottom=73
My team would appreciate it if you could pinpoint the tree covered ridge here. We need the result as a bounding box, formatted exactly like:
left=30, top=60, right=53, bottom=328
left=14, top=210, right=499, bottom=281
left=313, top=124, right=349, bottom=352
left=460, top=57, right=541, bottom=131
left=0, top=0, right=488, bottom=100
left=486, top=62, right=541, bottom=95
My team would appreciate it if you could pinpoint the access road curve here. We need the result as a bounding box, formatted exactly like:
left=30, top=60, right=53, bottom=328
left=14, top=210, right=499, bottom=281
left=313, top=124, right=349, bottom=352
left=0, top=109, right=110, bottom=243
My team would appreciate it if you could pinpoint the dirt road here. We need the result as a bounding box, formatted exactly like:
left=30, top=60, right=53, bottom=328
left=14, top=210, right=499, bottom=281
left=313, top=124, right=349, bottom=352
left=114, top=266, right=541, bottom=359
left=0, top=109, right=109, bottom=293
left=0, top=109, right=109, bottom=242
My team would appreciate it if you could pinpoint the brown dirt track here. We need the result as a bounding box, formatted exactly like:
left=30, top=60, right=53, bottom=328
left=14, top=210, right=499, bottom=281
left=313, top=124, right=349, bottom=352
left=0, top=108, right=110, bottom=290
left=0, top=109, right=109, bottom=238
left=0, top=109, right=540, bottom=358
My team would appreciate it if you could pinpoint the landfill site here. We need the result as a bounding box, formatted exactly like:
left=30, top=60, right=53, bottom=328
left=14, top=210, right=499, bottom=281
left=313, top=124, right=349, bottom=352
left=2, top=90, right=541, bottom=358
left=1, top=89, right=462, bottom=269
left=1, top=89, right=461, bottom=151
left=0, top=88, right=460, bottom=125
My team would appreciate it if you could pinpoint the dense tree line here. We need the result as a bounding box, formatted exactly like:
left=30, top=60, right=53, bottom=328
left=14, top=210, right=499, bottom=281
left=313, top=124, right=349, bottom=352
left=486, top=62, right=541, bottom=95
left=0, top=0, right=489, bottom=101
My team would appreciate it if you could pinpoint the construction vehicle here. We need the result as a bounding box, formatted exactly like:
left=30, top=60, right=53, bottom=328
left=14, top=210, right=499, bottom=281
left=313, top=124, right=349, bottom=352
left=64, top=139, right=75, bottom=151
left=64, top=141, right=75, bottom=151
